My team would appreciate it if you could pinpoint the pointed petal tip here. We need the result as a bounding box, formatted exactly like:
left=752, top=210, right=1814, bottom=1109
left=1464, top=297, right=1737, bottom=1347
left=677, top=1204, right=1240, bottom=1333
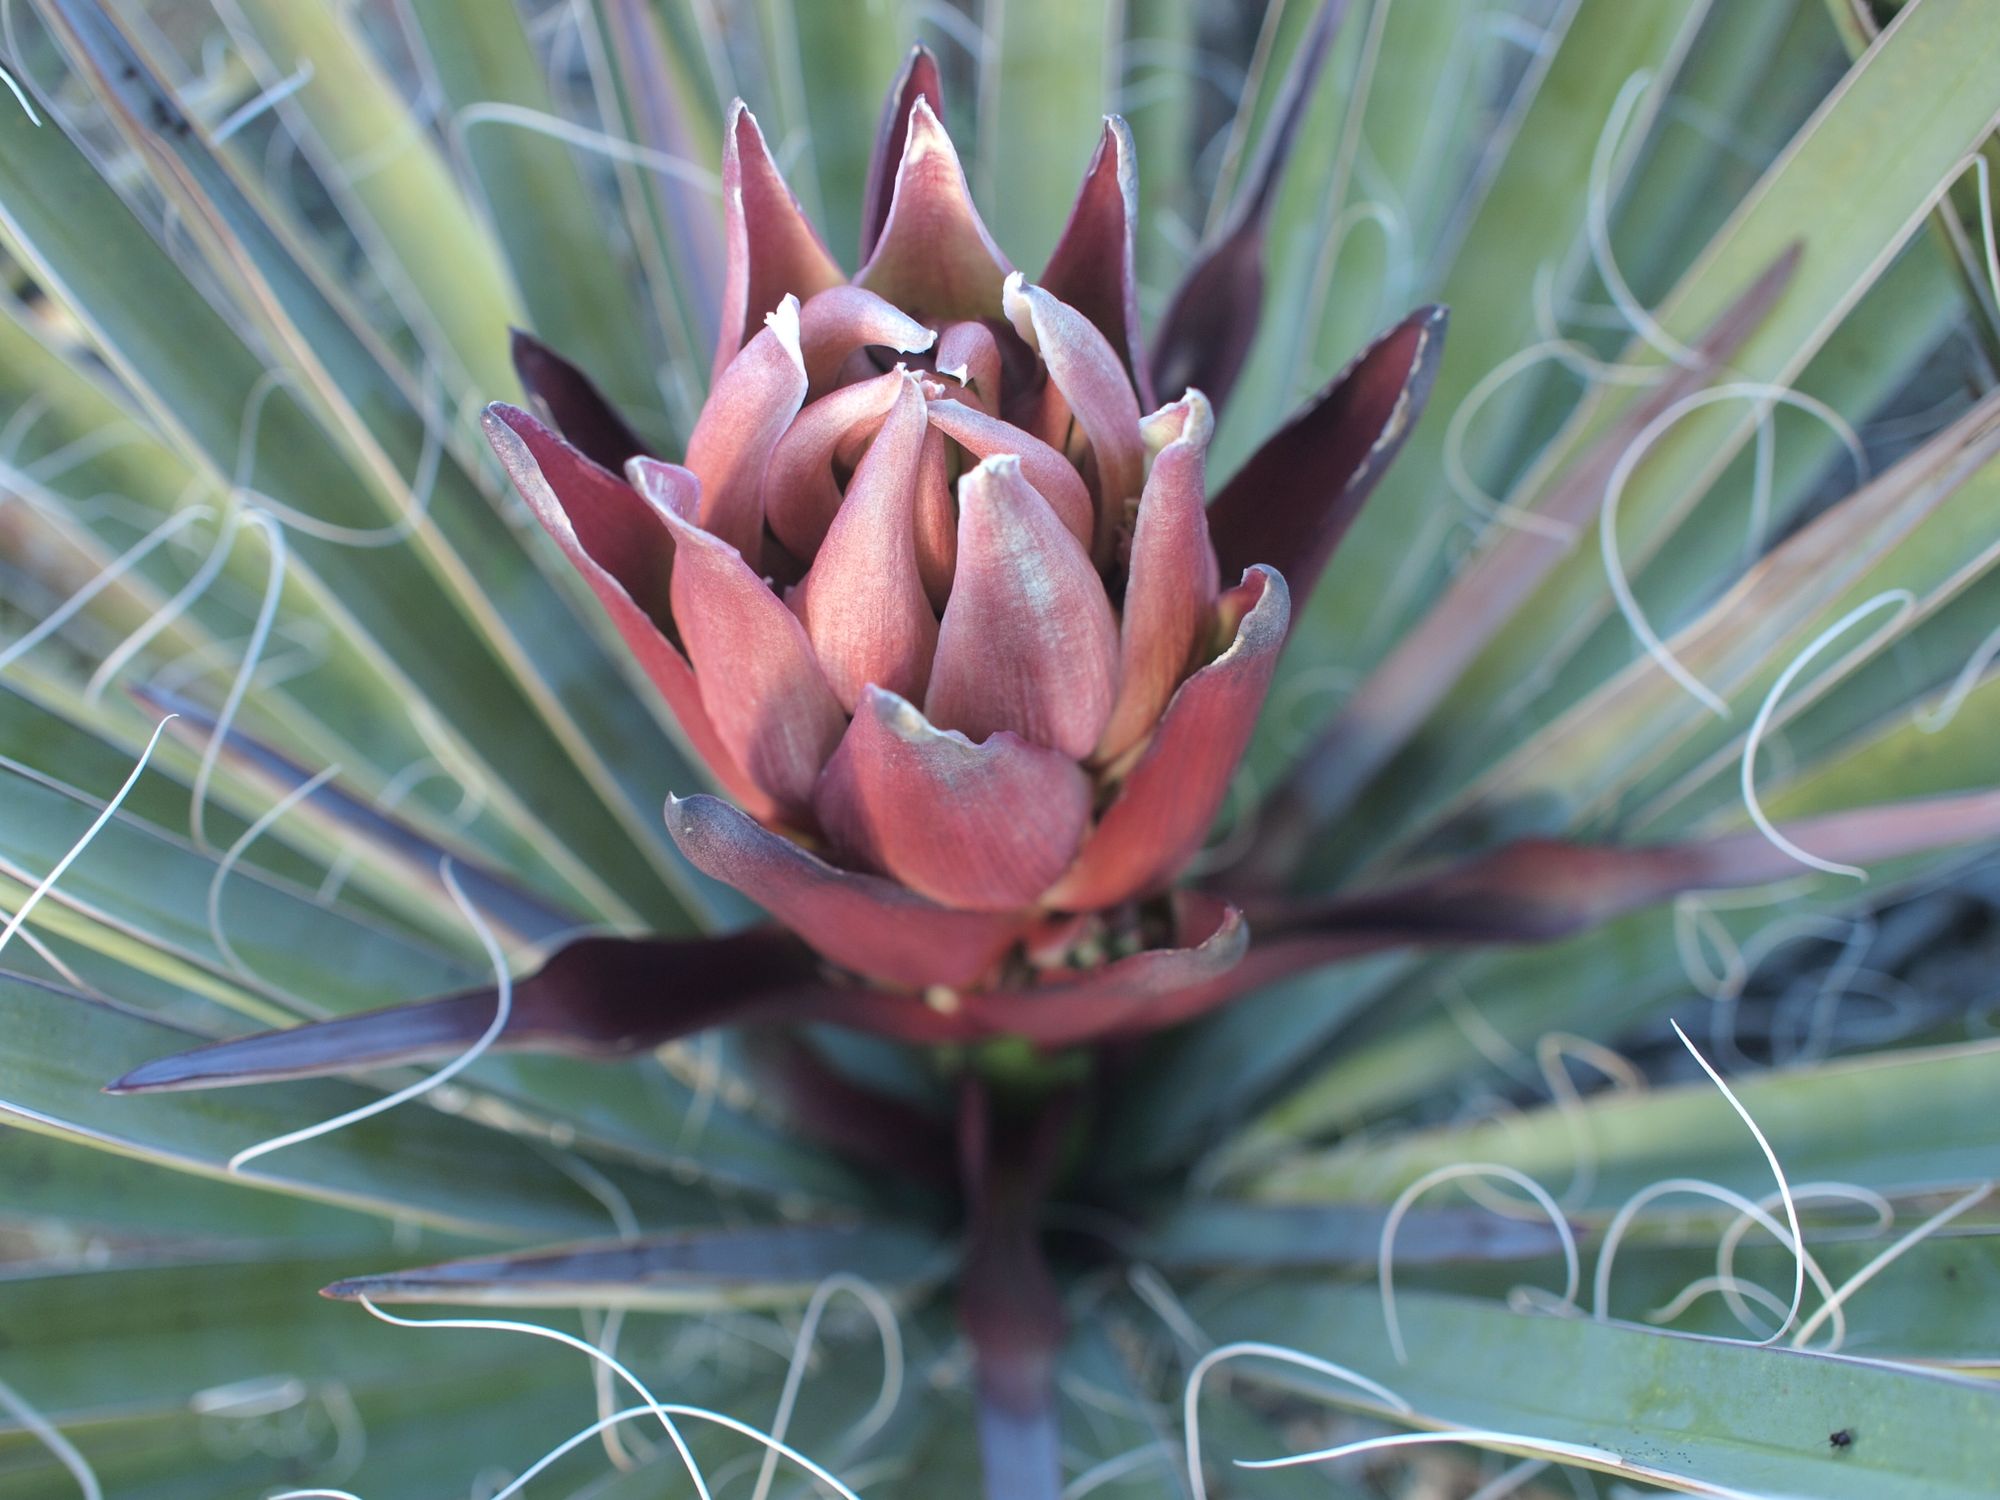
left=1143, top=388, right=1215, bottom=451
left=483, top=398, right=526, bottom=431
left=1001, top=270, right=1032, bottom=343
left=968, top=451, right=1024, bottom=485
left=764, top=292, right=805, bottom=366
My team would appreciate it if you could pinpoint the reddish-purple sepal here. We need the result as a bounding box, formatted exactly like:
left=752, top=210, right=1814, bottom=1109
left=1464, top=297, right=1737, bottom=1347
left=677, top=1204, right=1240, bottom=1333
left=662, top=494, right=845, bottom=822
left=509, top=329, right=648, bottom=472
left=1042, top=116, right=1151, bottom=408
left=716, top=103, right=844, bottom=378
left=925, top=455, right=1120, bottom=761
left=107, top=897, right=1251, bottom=1088
left=684, top=295, right=810, bottom=558
left=666, top=793, right=1028, bottom=989
left=1149, top=0, right=1349, bottom=412
left=483, top=404, right=770, bottom=819
left=816, top=687, right=1093, bottom=912
left=791, top=372, right=936, bottom=708
left=1096, top=392, right=1219, bottom=762
left=1204, top=304, right=1446, bottom=608
left=856, top=97, right=1012, bottom=322
left=1267, top=789, right=2000, bottom=946
left=860, top=44, right=946, bottom=264
left=1049, top=567, right=1288, bottom=909
left=105, top=929, right=835, bottom=1093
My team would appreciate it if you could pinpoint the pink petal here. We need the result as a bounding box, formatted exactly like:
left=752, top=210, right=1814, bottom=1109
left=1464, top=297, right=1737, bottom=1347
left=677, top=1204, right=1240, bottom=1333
left=791, top=373, right=938, bottom=709
left=797, top=285, right=936, bottom=393
left=666, top=793, right=1026, bottom=989
left=716, top=103, right=844, bottom=380
left=816, top=687, right=1092, bottom=911
left=763, top=368, right=907, bottom=560
left=1047, top=566, right=1288, bottom=909
left=935, top=321, right=1003, bottom=414
left=914, top=424, right=957, bottom=610
left=924, top=455, right=1119, bottom=761
left=855, top=97, right=1012, bottom=322
left=860, top=45, right=945, bottom=264
left=1040, top=117, right=1151, bottom=408
left=923, top=396, right=1094, bottom=551
left=1096, top=392, right=1221, bottom=763
left=662, top=499, right=846, bottom=822
left=1004, top=275, right=1146, bottom=562
left=483, top=404, right=771, bottom=819
left=684, top=296, right=809, bottom=559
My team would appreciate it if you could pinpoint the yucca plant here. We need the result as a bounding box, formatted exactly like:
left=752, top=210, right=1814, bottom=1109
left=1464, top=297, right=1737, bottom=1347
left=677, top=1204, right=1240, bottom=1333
left=4, top=0, right=2000, bottom=1494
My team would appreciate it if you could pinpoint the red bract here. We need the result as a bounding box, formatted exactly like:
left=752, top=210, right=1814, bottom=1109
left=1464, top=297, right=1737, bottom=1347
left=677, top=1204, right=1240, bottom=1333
left=490, top=78, right=1296, bottom=1001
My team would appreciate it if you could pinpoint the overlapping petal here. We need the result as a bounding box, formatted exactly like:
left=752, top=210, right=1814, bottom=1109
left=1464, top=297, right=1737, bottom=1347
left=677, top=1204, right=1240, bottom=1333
left=684, top=295, right=809, bottom=558
left=816, top=687, right=1092, bottom=911
left=790, top=372, right=937, bottom=708
left=860, top=45, right=946, bottom=264
left=797, top=284, right=936, bottom=392
left=856, top=97, right=1012, bottom=321
left=764, top=368, right=908, bottom=559
left=1096, top=391, right=1219, bottom=763
left=1047, top=566, right=1288, bottom=909
left=1004, top=274, right=1145, bottom=562
left=483, top=403, right=770, bottom=818
left=922, top=397, right=1094, bottom=549
left=666, top=793, right=1026, bottom=989
left=925, top=456, right=1119, bottom=761
left=663, top=494, right=845, bottom=822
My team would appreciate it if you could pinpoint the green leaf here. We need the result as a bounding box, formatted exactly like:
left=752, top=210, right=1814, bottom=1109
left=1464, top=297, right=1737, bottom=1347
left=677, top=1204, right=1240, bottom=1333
left=397, top=0, right=670, bottom=436
left=976, top=0, right=1118, bottom=267
left=213, top=0, right=527, bottom=399
left=1403, top=0, right=2000, bottom=811
left=1192, top=1279, right=2000, bottom=1497
left=1253, top=1037, right=2000, bottom=1211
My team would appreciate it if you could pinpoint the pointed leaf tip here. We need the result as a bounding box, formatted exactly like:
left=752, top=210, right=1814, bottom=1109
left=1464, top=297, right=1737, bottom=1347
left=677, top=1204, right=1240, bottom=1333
left=1205, top=302, right=1447, bottom=605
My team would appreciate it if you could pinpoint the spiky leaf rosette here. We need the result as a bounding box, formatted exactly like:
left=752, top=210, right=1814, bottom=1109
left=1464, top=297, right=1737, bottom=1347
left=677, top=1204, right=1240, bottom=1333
left=3, top=1, right=2000, bottom=1496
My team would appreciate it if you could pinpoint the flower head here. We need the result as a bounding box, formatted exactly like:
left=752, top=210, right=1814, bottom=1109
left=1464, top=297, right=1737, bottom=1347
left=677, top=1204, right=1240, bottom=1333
left=489, top=60, right=1291, bottom=994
